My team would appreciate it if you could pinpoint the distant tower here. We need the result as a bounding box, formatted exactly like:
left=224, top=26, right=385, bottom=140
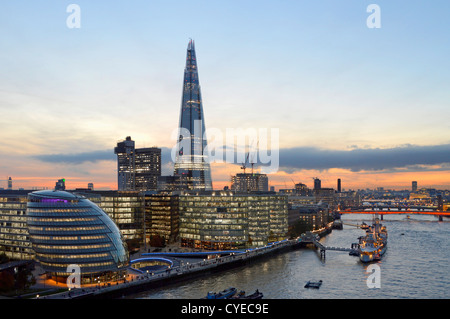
left=173, top=40, right=213, bottom=190
left=7, top=177, right=12, bottom=190
left=437, top=194, right=444, bottom=211
left=55, top=178, right=66, bottom=191
left=88, top=183, right=94, bottom=190
left=313, top=178, right=321, bottom=191
left=412, top=181, right=418, bottom=192
left=337, top=179, right=342, bottom=193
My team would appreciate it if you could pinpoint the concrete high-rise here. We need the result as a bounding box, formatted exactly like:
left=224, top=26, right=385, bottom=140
left=115, top=136, right=136, bottom=191
left=231, top=173, right=269, bottom=192
left=173, top=40, right=213, bottom=191
left=135, top=147, right=161, bottom=191
left=114, top=136, right=161, bottom=191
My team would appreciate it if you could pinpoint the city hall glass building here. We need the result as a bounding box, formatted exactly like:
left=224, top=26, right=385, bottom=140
left=26, top=190, right=129, bottom=283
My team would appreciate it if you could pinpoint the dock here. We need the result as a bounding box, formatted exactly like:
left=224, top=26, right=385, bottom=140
left=300, top=231, right=359, bottom=259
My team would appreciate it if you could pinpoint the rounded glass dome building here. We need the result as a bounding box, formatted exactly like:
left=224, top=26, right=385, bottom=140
left=26, top=190, right=129, bottom=284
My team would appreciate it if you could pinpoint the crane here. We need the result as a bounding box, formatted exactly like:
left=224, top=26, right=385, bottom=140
left=290, top=178, right=297, bottom=187
left=240, top=151, right=250, bottom=174
left=240, top=140, right=255, bottom=174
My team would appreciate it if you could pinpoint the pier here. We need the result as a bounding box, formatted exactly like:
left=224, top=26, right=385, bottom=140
left=300, top=231, right=359, bottom=260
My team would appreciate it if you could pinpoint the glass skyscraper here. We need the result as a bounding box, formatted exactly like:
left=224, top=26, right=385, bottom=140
left=173, top=40, right=213, bottom=191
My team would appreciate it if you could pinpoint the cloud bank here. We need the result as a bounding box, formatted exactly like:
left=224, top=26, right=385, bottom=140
left=32, top=144, right=450, bottom=175
left=33, top=150, right=115, bottom=164
left=278, top=144, right=450, bottom=173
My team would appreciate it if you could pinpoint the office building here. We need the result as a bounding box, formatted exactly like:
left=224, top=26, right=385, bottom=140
left=412, top=181, right=418, bottom=192
left=158, top=175, right=188, bottom=191
left=114, top=136, right=136, bottom=191
left=79, top=191, right=145, bottom=244
left=135, top=147, right=161, bottom=191
left=114, top=137, right=161, bottom=191
left=231, top=173, right=269, bottom=192
left=145, top=193, right=180, bottom=245
left=179, top=191, right=288, bottom=250
left=288, top=204, right=330, bottom=235
left=0, top=190, right=33, bottom=260
left=173, top=40, right=213, bottom=191
left=26, top=190, right=129, bottom=284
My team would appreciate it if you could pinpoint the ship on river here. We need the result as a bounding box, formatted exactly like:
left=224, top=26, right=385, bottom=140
left=358, top=216, right=387, bottom=263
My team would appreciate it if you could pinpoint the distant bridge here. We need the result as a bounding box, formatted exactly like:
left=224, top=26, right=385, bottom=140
left=339, top=210, right=450, bottom=216
left=338, top=209, right=450, bottom=221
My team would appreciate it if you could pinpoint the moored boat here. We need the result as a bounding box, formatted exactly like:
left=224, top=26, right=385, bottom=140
left=205, top=287, right=237, bottom=299
left=358, top=216, right=387, bottom=263
left=232, top=289, right=263, bottom=299
left=304, top=280, right=322, bottom=289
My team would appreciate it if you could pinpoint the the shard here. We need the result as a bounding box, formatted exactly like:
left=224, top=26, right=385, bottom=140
left=173, top=40, right=213, bottom=190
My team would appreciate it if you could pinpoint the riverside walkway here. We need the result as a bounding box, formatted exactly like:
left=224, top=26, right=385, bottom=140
left=38, top=239, right=301, bottom=299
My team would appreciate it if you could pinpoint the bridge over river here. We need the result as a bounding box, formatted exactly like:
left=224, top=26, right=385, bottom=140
left=339, top=209, right=450, bottom=221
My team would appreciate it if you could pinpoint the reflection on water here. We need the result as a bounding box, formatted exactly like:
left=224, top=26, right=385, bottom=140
left=128, top=214, right=450, bottom=299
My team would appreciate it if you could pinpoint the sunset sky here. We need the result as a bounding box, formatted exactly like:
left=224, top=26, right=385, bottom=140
left=1, top=1, right=450, bottom=191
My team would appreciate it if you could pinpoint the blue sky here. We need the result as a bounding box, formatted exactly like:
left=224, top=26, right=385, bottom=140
left=1, top=1, right=450, bottom=189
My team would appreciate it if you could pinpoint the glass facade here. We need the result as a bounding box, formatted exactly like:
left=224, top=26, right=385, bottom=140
left=0, top=191, right=33, bottom=260
left=145, top=194, right=179, bottom=244
left=173, top=40, right=213, bottom=191
left=135, top=148, right=161, bottom=191
left=79, top=191, right=144, bottom=243
left=26, top=190, right=129, bottom=283
left=179, top=191, right=288, bottom=250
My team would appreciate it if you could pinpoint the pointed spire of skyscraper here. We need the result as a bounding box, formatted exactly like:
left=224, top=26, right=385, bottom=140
left=173, top=40, right=213, bottom=190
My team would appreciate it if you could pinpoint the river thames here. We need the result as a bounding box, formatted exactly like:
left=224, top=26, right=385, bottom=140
left=127, top=214, right=450, bottom=299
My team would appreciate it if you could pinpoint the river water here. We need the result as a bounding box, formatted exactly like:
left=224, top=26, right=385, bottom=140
left=128, top=214, right=450, bottom=299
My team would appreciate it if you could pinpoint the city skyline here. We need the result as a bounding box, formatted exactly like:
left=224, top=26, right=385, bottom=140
left=1, top=1, right=450, bottom=191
